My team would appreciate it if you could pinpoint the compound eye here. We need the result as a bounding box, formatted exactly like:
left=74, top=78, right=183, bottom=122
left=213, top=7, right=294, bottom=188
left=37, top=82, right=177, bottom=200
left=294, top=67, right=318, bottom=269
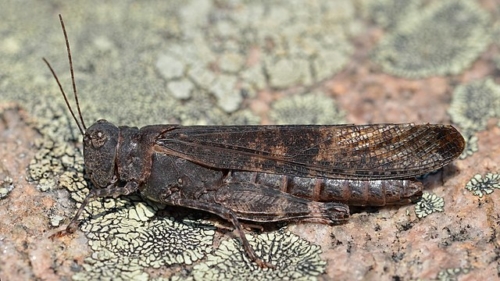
left=91, top=130, right=107, bottom=148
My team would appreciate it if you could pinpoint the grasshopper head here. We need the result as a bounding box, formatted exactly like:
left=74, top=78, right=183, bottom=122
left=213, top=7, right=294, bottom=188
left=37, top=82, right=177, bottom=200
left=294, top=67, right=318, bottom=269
left=83, top=119, right=119, bottom=188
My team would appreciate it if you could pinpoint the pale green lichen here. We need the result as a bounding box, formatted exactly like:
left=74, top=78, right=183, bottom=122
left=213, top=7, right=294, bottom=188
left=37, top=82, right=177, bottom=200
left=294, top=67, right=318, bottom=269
left=448, top=79, right=500, bottom=132
left=458, top=133, right=478, bottom=160
left=311, top=35, right=353, bottom=82
left=448, top=79, right=500, bottom=159
left=72, top=253, right=149, bottom=281
left=373, top=0, right=490, bottom=78
left=156, top=54, right=186, bottom=80
left=188, top=229, right=326, bottom=281
left=210, top=75, right=242, bottom=113
left=269, top=92, right=345, bottom=125
left=494, top=56, right=500, bottom=73
left=168, top=90, right=260, bottom=126
left=466, top=173, right=500, bottom=198
left=415, top=192, right=444, bottom=218
left=85, top=213, right=215, bottom=268
left=240, top=64, right=266, bottom=94
left=167, top=80, right=195, bottom=100
left=49, top=214, right=65, bottom=227
left=219, top=52, right=246, bottom=74
left=361, top=0, right=421, bottom=30
left=265, top=57, right=313, bottom=89
left=437, top=267, right=471, bottom=281
left=0, top=117, right=14, bottom=198
left=28, top=134, right=81, bottom=192
left=155, top=0, right=354, bottom=113
left=0, top=176, right=14, bottom=199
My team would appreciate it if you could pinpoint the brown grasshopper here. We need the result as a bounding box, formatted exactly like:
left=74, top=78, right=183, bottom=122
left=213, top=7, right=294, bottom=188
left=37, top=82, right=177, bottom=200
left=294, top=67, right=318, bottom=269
left=44, top=15, right=465, bottom=268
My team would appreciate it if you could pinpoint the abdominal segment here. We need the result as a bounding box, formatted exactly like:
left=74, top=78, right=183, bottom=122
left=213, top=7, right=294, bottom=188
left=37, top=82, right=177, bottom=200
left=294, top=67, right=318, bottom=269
left=227, top=171, right=423, bottom=206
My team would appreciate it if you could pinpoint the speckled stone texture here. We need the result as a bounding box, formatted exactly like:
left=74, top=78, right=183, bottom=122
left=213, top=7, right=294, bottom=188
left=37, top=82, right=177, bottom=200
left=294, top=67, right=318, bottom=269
left=1, top=0, right=500, bottom=280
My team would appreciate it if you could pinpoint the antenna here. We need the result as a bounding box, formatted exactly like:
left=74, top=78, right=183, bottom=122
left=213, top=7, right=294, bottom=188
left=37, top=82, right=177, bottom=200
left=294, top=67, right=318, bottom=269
left=42, top=14, right=86, bottom=135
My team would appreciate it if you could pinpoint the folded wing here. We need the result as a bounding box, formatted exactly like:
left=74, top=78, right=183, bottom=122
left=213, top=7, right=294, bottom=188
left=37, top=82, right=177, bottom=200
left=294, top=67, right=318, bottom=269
left=154, top=124, right=465, bottom=180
